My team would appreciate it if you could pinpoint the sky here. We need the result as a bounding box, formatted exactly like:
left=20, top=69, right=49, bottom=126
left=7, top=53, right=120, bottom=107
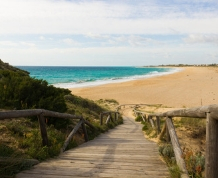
left=0, top=0, right=218, bottom=66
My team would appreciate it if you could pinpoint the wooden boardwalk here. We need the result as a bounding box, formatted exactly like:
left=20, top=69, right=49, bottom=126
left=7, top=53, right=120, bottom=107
left=16, top=112, right=169, bottom=178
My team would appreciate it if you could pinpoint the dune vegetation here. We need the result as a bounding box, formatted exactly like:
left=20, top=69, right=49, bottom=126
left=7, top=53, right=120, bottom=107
left=0, top=59, right=122, bottom=177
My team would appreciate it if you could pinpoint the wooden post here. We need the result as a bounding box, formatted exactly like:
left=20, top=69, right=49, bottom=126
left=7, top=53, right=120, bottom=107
left=38, top=114, right=49, bottom=146
left=156, top=116, right=161, bottom=134
left=158, top=122, right=166, bottom=140
left=61, top=119, right=83, bottom=152
left=141, top=113, right=146, bottom=122
left=134, top=110, right=136, bottom=117
left=165, top=117, right=171, bottom=143
left=149, top=116, right=155, bottom=128
left=114, top=112, right=117, bottom=121
left=100, top=113, right=103, bottom=125
left=166, top=117, right=189, bottom=177
left=206, top=112, right=218, bottom=178
left=147, top=115, right=150, bottom=122
left=81, top=121, right=89, bottom=142
left=106, top=115, right=111, bottom=124
left=84, top=120, right=95, bottom=130
left=110, top=113, right=114, bottom=123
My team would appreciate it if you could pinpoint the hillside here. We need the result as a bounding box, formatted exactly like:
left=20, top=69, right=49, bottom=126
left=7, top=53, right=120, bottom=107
left=0, top=59, right=122, bottom=177
left=0, top=59, right=29, bottom=75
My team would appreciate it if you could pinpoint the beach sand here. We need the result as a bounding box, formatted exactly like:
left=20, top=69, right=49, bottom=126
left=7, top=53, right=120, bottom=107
left=71, top=67, right=218, bottom=108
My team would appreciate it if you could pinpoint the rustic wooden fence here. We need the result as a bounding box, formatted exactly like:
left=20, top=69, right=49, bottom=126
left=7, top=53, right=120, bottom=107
left=133, top=104, right=218, bottom=178
left=100, top=111, right=119, bottom=125
left=0, top=109, right=95, bottom=153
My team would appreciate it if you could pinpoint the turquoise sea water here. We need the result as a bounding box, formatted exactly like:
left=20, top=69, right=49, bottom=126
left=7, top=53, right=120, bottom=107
left=17, top=66, right=179, bottom=88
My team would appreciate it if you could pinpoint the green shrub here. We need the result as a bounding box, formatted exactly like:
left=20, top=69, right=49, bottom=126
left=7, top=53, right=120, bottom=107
left=135, top=115, right=142, bottom=122
left=65, top=95, right=105, bottom=113
left=18, top=126, right=66, bottom=161
left=104, top=99, right=119, bottom=105
left=169, top=165, right=181, bottom=178
left=183, top=149, right=205, bottom=178
left=0, top=144, right=16, bottom=157
left=159, top=144, right=175, bottom=159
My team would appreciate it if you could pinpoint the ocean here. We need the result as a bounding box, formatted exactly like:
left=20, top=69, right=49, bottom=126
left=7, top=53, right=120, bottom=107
left=17, top=66, right=180, bottom=89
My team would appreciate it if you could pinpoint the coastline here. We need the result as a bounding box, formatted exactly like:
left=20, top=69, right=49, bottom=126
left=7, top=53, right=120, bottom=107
left=70, top=67, right=218, bottom=108
left=53, top=67, right=179, bottom=89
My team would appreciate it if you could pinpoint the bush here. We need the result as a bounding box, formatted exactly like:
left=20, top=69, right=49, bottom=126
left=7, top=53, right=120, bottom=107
left=159, top=144, right=175, bottom=161
left=0, top=70, right=72, bottom=128
left=169, top=165, right=181, bottom=178
left=182, top=148, right=205, bottom=178
left=135, top=115, right=143, bottom=122
left=16, top=124, right=69, bottom=161
left=65, top=95, right=105, bottom=113
left=0, top=70, right=70, bottom=112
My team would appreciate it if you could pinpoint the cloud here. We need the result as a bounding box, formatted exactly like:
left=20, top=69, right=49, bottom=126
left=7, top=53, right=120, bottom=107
left=62, top=38, right=81, bottom=46
left=20, top=42, right=36, bottom=47
left=184, top=34, right=218, bottom=44
left=40, top=36, right=45, bottom=40
left=0, top=0, right=217, bottom=35
left=0, top=41, right=17, bottom=47
left=208, top=53, right=218, bottom=59
left=86, top=33, right=110, bottom=40
left=108, top=35, right=163, bottom=46
left=0, top=41, right=35, bottom=47
left=85, top=34, right=164, bottom=47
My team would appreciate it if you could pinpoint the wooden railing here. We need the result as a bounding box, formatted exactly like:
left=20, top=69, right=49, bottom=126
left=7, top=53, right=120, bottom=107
left=133, top=104, right=218, bottom=178
left=0, top=109, right=95, bottom=153
left=100, top=111, right=119, bottom=125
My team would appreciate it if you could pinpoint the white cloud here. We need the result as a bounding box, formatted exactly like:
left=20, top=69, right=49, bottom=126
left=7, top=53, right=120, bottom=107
left=0, top=0, right=217, bottom=35
left=20, top=42, right=36, bottom=47
left=86, top=33, right=110, bottom=40
left=40, top=36, right=45, bottom=40
left=108, top=35, right=163, bottom=46
left=208, top=53, right=218, bottom=59
left=0, top=41, right=17, bottom=47
left=0, top=41, right=36, bottom=48
left=62, top=38, right=80, bottom=46
left=0, top=0, right=218, bottom=66
left=1, top=43, right=217, bottom=66
left=184, top=34, right=218, bottom=44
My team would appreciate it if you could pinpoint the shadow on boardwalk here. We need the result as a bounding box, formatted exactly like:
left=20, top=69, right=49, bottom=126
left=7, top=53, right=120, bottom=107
left=16, top=109, right=169, bottom=178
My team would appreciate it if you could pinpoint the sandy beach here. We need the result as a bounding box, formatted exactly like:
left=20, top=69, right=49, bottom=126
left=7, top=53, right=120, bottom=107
left=71, top=67, right=218, bottom=108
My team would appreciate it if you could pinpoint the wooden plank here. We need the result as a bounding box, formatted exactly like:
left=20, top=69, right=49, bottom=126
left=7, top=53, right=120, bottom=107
left=16, top=114, right=169, bottom=178
left=0, top=109, right=83, bottom=120
left=149, top=104, right=218, bottom=119
left=37, top=160, right=164, bottom=167
left=18, top=168, right=169, bottom=176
